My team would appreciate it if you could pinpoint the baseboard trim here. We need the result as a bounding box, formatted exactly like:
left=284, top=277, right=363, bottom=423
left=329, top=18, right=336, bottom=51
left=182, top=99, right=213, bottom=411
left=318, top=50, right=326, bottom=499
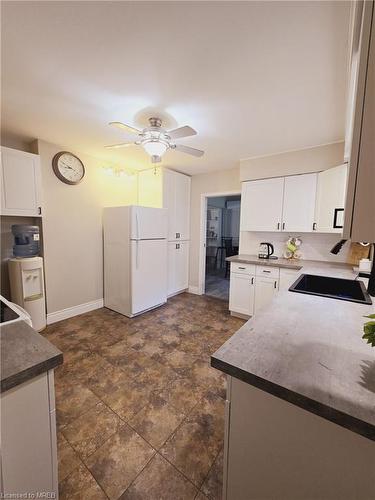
left=188, top=286, right=201, bottom=295
left=47, top=298, right=104, bottom=325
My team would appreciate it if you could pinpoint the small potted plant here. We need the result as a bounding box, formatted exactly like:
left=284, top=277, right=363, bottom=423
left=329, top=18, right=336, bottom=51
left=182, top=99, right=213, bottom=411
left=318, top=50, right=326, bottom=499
left=363, top=314, right=375, bottom=347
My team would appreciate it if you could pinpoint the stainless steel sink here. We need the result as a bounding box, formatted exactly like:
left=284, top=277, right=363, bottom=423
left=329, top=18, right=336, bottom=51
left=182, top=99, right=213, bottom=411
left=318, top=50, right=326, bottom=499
left=289, top=274, right=372, bottom=305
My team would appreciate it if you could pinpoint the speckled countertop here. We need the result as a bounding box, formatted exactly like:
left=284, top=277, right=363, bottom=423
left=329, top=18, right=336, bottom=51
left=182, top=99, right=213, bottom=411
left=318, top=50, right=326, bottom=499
left=212, top=260, right=375, bottom=440
left=1, top=321, right=63, bottom=393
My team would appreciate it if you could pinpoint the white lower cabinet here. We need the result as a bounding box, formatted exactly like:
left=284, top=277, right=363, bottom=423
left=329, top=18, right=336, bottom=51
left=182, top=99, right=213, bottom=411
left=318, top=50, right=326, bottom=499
left=168, top=241, right=189, bottom=296
left=229, top=272, right=255, bottom=316
left=224, top=377, right=375, bottom=500
left=1, top=371, right=58, bottom=497
left=229, top=263, right=284, bottom=316
left=254, top=276, right=279, bottom=313
left=279, top=268, right=300, bottom=291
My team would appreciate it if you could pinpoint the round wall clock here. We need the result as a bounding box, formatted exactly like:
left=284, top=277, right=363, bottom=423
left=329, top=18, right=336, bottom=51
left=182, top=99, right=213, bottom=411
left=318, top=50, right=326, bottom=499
left=52, top=151, right=85, bottom=185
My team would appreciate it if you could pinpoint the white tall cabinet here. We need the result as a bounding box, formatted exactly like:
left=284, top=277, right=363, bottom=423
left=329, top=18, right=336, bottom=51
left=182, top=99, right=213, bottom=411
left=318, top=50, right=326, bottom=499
left=138, top=168, right=191, bottom=297
left=1, top=146, right=43, bottom=217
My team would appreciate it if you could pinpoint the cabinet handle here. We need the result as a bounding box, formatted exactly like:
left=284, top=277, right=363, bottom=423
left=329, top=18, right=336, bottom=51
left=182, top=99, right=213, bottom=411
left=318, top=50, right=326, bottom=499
left=176, top=232, right=180, bottom=239
left=262, top=270, right=271, bottom=273
left=251, top=277, right=254, bottom=285
left=274, top=280, right=277, bottom=289
left=238, top=267, right=246, bottom=270
left=176, top=244, right=180, bottom=249
left=313, top=222, right=317, bottom=231
left=282, top=222, right=285, bottom=230
left=277, top=222, right=280, bottom=230
left=38, top=206, right=42, bottom=215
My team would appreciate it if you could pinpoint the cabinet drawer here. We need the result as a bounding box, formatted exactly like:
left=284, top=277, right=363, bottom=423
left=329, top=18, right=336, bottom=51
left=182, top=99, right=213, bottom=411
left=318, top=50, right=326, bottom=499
left=255, top=265, right=280, bottom=278
left=230, top=262, right=256, bottom=275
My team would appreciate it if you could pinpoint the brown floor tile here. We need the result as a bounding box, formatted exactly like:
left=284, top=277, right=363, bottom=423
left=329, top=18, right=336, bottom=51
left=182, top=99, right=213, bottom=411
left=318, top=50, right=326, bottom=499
left=50, top=294, right=239, bottom=498
left=165, top=349, right=200, bottom=372
left=62, top=401, right=123, bottom=459
left=57, top=432, right=82, bottom=483
left=86, top=424, right=155, bottom=500
left=157, top=377, right=205, bottom=415
left=120, top=453, right=197, bottom=499
left=130, top=392, right=186, bottom=449
left=102, top=377, right=153, bottom=420
left=59, top=464, right=106, bottom=500
left=195, top=491, right=209, bottom=500
left=87, top=362, right=134, bottom=400
left=160, top=393, right=225, bottom=488
left=201, top=448, right=224, bottom=500
left=56, top=383, right=101, bottom=428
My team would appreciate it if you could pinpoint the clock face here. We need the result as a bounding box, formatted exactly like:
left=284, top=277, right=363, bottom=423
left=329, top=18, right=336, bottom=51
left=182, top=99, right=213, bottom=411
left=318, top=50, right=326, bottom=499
left=52, top=152, right=85, bottom=185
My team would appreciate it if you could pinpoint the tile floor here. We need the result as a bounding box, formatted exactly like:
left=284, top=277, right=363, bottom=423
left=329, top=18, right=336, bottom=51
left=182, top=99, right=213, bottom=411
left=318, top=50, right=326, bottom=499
left=205, top=271, right=230, bottom=301
left=43, top=293, right=245, bottom=500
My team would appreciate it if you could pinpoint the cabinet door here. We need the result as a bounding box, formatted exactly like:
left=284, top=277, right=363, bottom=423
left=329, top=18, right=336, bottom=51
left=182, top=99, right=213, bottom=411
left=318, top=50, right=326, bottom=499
left=240, top=178, right=284, bottom=232
left=279, top=269, right=300, bottom=291
left=282, top=173, right=317, bottom=232
left=175, top=241, right=189, bottom=292
left=167, top=242, right=177, bottom=296
left=254, top=277, right=278, bottom=313
left=1, top=373, right=55, bottom=495
left=163, top=169, right=177, bottom=240
left=138, top=169, right=163, bottom=208
left=229, top=273, right=255, bottom=316
left=1, top=147, right=42, bottom=216
left=314, top=165, right=347, bottom=233
left=168, top=241, right=189, bottom=295
left=175, top=173, right=191, bottom=240
left=164, top=170, right=191, bottom=241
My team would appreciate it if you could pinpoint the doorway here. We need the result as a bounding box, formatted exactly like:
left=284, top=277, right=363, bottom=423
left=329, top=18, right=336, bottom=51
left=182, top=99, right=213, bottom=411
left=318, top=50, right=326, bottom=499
left=203, top=195, right=241, bottom=301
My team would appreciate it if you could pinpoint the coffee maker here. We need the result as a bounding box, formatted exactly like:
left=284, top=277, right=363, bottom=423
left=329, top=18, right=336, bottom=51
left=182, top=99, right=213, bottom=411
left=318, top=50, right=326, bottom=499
left=258, top=242, right=277, bottom=259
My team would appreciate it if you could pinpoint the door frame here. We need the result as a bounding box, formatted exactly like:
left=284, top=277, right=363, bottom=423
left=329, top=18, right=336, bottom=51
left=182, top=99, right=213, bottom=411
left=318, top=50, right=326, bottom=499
left=198, top=190, right=241, bottom=295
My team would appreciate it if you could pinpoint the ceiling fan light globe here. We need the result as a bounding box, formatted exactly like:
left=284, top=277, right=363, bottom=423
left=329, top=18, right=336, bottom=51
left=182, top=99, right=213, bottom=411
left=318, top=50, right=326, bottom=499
left=142, top=140, right=167, bottom=157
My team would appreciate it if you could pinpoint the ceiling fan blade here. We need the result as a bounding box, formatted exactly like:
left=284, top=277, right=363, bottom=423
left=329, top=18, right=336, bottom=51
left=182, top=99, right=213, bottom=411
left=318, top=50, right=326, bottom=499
left=174, top=144, right=204, bottom=157
left=104, top=142, right=135, bottom=149
left=109, top=121, right=141, bottom=135
left=168, top=125, right=197, bottom=139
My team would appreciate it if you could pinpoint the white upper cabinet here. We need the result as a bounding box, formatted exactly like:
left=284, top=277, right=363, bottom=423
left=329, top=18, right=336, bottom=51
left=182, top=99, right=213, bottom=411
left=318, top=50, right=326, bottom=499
left=314, top=164, right=347, bottom=233
left=138, top=168, right=191, bottom=241
left=282, top=173, right=317, bottom=232
left=1, top=147, right=42, bottom=217
left=163, top=169, right=190, bottom=241
left=240, top=177, right=284, bottom=232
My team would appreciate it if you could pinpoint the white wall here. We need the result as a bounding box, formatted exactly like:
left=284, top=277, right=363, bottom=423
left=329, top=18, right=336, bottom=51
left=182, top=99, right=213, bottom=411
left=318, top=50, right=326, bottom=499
left=240, top=142, right=345, bottom=181
left=239, top=231, right=349, bottom=262
left=189, top=168, right=241, bottom=289
left=35, top=140, right=138, bottom=315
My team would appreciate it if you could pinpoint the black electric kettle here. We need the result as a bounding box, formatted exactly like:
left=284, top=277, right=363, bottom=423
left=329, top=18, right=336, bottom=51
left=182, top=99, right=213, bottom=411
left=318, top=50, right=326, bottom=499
left=258, top=242, right=275, bottom=259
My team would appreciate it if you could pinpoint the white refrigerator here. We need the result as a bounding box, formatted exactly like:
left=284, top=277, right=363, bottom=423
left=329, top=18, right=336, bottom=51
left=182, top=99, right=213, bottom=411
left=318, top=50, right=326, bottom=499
left=103, top=205, right=168, bottom=317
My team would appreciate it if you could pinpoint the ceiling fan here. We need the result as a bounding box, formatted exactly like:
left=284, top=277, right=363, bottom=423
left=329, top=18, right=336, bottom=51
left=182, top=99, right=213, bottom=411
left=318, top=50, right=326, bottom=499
left=105, top=117, right=204, bottom=163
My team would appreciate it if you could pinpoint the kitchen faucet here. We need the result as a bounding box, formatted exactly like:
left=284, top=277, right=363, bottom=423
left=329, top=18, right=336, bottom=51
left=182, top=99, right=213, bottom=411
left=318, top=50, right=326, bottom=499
left=330, top=240, right=375, bottom=297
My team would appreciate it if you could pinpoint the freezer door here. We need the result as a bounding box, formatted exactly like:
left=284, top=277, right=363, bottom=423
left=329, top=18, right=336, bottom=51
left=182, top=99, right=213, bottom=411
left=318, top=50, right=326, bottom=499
left=130, top=206, right=167, bottom=240
left=131, top=239, right=167, bottom=314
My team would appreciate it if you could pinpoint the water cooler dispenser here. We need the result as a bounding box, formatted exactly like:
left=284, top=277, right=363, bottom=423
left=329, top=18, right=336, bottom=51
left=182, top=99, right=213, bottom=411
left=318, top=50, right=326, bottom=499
left=8, top=225, right=46, bottom=331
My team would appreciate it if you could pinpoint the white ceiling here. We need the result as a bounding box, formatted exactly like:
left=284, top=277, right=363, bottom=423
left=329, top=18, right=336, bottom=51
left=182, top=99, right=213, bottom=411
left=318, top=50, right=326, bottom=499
left=1, top=1, right=351, bottom=175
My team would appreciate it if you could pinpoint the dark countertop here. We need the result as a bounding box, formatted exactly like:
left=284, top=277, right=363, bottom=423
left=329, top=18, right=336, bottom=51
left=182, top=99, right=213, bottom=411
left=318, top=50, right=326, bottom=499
left=212, top=262, right=375, bottom=441
left=1, top=321, right=63, bottom=393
